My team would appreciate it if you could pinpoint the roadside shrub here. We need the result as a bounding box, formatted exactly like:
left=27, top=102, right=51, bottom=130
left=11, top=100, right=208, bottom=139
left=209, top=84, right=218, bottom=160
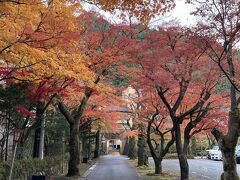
left=0, top=154, right=69, bottom=180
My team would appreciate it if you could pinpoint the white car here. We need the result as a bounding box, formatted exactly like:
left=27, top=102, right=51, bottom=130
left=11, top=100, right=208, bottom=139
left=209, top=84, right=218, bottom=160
left=206, top=145, right=240, bottom=161
left=206, top=145, right=222, bottom=160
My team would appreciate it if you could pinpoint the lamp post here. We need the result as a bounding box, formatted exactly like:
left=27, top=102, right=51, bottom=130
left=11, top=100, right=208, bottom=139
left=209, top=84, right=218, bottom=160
left=9, top=129, right=22, bottom=180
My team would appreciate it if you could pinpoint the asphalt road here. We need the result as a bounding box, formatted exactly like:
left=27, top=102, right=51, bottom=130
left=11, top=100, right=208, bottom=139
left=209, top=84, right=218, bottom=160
left=85, top=155, right=142, bottom=180
left=149, top=158, right=240, bottom=180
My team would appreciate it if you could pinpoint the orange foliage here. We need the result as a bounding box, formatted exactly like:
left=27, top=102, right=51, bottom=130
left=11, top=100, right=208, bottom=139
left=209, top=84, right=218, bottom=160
left=85, top=0, right=175, bottom=22
left=122, top=130, right=139, bottom=138
left=123, top=25, right=229, bottom=135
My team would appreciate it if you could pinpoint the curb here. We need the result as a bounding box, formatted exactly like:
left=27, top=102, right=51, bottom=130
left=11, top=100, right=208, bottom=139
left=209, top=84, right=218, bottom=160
left=79, top=162, right=98, bottom=179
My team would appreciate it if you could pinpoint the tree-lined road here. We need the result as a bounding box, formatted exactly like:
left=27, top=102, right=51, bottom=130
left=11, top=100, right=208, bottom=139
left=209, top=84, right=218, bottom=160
left=85, top=155, right=142, bottom=180
left=149, top=158, right=240, bottom=180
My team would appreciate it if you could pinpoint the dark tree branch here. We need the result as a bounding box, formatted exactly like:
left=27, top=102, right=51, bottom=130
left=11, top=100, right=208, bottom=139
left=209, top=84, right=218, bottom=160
left=58, top=102, right=74, bottom=124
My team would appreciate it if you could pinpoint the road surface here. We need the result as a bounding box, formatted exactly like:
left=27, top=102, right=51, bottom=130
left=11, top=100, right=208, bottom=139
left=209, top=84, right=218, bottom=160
left=85, top=155, right=142, bottom=180
left=149, top=158, right=240, bottom=180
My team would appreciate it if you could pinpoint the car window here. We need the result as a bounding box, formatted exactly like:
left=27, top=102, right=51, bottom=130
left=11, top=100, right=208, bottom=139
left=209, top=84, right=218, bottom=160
left=212, top=145, right=219, bottom=150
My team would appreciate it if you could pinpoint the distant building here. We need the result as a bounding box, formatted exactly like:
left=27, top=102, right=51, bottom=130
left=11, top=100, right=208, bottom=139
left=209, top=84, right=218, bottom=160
left=101, top=86, right=139, bottom=155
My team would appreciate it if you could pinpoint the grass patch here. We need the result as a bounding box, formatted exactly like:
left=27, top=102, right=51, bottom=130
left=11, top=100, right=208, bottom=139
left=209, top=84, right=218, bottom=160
left=165, top=153, right=194, bottom=159
left=129, top=160, right=179, bottom=180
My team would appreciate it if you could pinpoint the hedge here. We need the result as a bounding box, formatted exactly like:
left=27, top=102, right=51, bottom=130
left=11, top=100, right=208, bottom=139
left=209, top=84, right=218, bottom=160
left=0, top=154, right=68, bottom=180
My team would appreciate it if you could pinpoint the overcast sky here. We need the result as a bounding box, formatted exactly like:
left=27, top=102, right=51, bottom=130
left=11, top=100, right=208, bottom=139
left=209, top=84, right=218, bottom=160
left=170, top=0, right=196, bottom=26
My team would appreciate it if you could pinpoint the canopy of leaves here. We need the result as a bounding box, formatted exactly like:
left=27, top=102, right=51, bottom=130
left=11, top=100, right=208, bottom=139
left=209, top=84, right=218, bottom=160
left=84, top=0, right=175, bottom=22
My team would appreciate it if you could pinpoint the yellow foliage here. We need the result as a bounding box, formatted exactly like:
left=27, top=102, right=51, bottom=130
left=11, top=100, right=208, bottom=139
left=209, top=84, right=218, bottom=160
left=0, top=0, right=94, bottom=85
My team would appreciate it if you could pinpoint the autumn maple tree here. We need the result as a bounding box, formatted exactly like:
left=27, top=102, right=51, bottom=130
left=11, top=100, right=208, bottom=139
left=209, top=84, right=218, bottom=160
left=0, top=0, right=94, bottom=176
left=2, top=0, right=240, bottom=179
left=135, top=86, right=175, bottom=174
left=1, top=0, right=176, bottom=177
left=192, top=1, right=240, bottom=179
left=0, top=0, right=89, bottom=81
left=84, top=0, right=175, bottom=22
left=57, top=12, right=134, bottom=176
left=122, top=25, right=228, bottom=179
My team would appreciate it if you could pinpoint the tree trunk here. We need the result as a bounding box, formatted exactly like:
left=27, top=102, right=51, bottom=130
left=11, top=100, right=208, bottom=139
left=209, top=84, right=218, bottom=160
left=123, top=137, right=129, bottom=155
left=213, top=110, right=239, bottom=180
left=67, top=123, right=80, bottom=176
left=33, top=120, right=41, bottom=158
left=146, top=116, right=175, bottom=175
left=44, top=133, right=49, bottom=156
left=212, top=47, right=239, bottom=180
left=153, top=158, right=162, bottom=174
left=178, top=153, right=189, bottom=180
left=137, top=130, right=148, bottom=166
left=175, top=124, right=189, bottom=180
left=0, top=137, right=4, bottom=161
left=221, top=148, right=238, bottom=180
left=128, top=136, right=137, bottom=159
left=219, top=94, right=239, bottom=180
left=147, top=133, right=163, bottom=174
left=58, top=86, right=94, bottom=177
left=82, top=134, right=87, bottom=160
left=94, top=130, right=100, bottom=158
left=5, top=119, right=9, bottom=161
left=33, top=102, right=44, bottom=158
